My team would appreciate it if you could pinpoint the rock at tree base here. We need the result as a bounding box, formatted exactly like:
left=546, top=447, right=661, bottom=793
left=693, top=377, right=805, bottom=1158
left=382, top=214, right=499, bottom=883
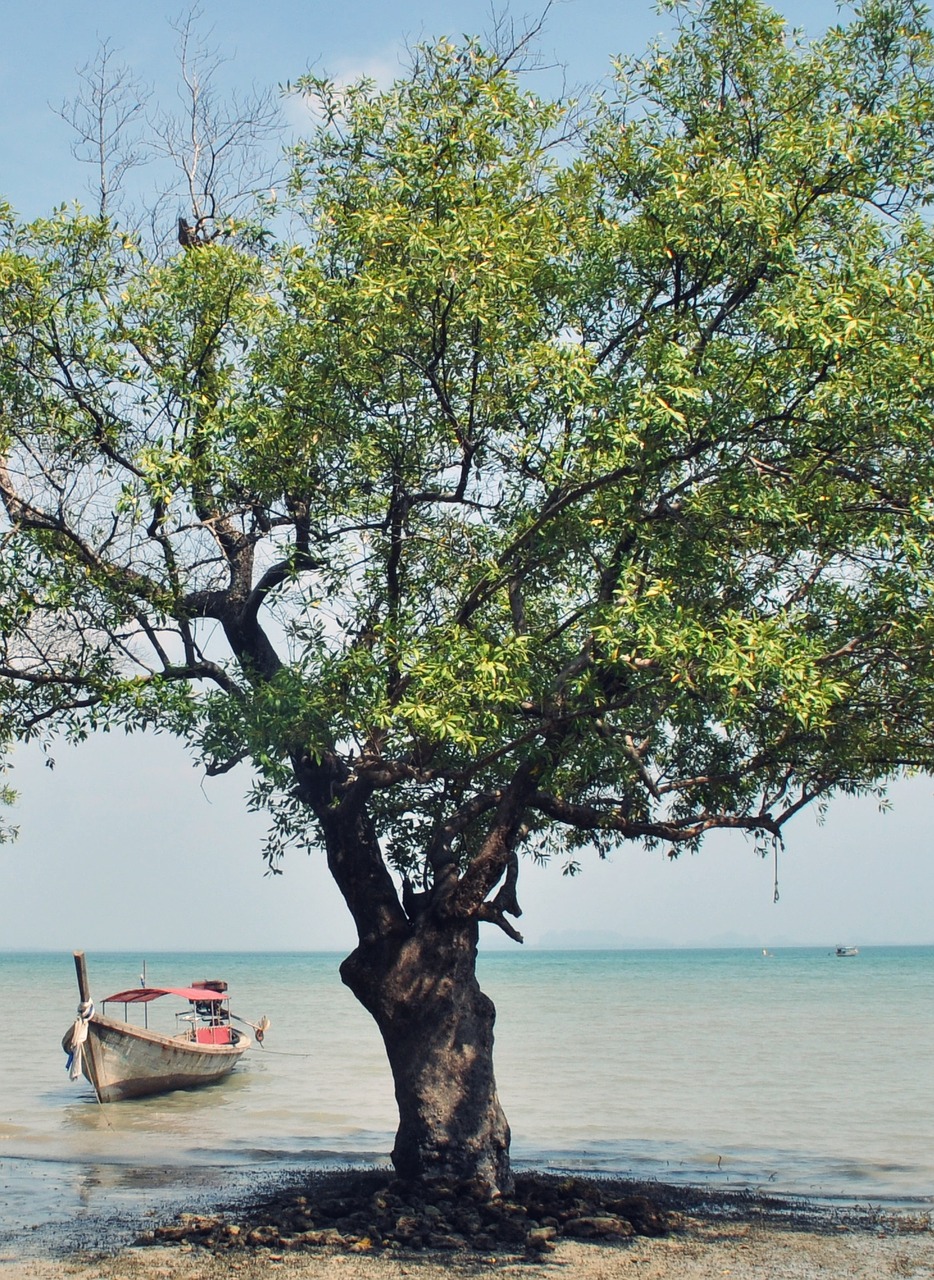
left=141, top=1171, right=683, bottom=1257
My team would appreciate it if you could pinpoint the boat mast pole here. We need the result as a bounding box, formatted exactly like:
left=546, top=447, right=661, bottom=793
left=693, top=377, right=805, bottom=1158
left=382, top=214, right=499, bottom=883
left=73, top=950, right=91, bottom=1004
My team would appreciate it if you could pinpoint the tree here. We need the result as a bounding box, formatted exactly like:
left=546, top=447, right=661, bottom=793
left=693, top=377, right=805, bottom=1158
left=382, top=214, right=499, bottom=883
left=55, top=38, right=151, bottom=221
left=2, top=0, right=934, bottom=1194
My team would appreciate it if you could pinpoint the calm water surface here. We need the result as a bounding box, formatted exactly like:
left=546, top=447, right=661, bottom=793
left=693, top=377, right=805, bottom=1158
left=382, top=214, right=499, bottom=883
left=1, top=947, right=932, bottom=1249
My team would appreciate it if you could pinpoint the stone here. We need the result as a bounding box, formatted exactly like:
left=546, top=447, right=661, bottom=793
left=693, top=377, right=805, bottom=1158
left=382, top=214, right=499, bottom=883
left=526, top=1226, right=558, bottom=1252
left=564, top=1215, right=635, bottom=1240
left=153, top=1225, right=191, bottom=1242
left=427, top=1233, right=467, bottom=1250
left=392, top=1214, right=421, bottom=1242
left=606, top=1196, right=670, bottom=1235
left=246, top=1226, right=279, bottom=1247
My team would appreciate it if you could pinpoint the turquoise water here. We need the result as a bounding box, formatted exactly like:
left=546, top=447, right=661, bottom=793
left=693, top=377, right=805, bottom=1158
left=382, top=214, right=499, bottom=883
left=1, top=947, right=932, bottom=1247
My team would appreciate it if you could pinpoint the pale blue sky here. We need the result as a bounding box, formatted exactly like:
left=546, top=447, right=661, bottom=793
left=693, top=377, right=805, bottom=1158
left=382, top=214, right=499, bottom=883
left=1, top=0, right=849, bottom=219
left=2, top=0, right=932, bottom=952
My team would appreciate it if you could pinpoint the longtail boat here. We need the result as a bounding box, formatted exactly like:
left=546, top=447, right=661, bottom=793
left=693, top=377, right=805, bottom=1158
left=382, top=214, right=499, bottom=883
left=62, top=951, right=266, bottom=1102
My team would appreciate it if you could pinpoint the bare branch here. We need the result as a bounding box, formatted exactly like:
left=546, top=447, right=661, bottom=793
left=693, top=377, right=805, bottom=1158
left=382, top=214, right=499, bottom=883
left=55, top=38, right=151, bottom=219
left=149, top=6, right=284, bottom=243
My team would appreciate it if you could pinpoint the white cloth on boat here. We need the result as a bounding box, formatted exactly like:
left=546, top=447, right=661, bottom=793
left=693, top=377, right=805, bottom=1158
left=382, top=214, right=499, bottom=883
left=64, top=1000, right=94, bottom=1080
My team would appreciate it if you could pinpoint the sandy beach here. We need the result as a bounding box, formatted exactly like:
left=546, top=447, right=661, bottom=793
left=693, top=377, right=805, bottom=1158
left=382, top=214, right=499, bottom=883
left=1, top=1172, right=930, bottom=1280
left=2, top=1217, right=932, bottom=1280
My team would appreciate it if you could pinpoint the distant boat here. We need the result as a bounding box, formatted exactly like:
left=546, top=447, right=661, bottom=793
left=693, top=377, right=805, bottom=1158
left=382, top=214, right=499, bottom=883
left=62, top=951, right=266, bottom=1102
left=761, top=948, right=775, bottom=957
left=834, top=946, right=859, bottom=957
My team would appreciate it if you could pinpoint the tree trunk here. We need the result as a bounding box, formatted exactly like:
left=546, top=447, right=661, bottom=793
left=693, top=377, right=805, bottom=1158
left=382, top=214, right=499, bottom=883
left=340, top=917, right=513, bottom=1196
left=293, top=753, right=515, bottom=1196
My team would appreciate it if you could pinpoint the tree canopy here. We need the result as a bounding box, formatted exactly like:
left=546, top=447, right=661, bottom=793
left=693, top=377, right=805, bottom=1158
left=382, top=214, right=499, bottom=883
left=3, top=0, right=934, bottom=1186
left=4, top=0, right=934, bottom=879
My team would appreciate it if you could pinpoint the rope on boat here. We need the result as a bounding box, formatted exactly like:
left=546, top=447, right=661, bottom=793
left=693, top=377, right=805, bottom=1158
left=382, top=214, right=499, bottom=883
left=64, top=1000, right=94, bottom=1080
left=252, top=1047, right=315, bottom=1058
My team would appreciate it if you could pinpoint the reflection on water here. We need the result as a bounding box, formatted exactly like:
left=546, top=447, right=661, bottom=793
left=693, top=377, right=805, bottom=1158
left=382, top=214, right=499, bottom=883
left=60, top=1068, right=255, bottom=1144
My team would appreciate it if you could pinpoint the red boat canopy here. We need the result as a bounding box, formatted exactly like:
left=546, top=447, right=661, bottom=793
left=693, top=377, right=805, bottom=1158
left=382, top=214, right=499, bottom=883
left=101, top=986, right=228, bottom=1004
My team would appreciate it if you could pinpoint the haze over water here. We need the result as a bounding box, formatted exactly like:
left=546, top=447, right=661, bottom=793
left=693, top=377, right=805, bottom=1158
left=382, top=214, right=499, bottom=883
left=1, top=947, right=932, bottom=1250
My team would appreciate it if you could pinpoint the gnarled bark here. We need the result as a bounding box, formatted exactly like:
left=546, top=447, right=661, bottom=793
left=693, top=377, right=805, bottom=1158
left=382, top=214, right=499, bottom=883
left=341, top=918, right=512, bottom=1195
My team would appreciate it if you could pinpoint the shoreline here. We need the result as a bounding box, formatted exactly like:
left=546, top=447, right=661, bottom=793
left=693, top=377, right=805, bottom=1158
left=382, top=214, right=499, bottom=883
left=1, top=1171, right=930, bottom=1280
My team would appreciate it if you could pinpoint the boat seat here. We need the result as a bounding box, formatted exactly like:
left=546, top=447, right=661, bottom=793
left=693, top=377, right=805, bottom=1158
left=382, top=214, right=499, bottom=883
left=194, top=1025, right=233, bottom=1045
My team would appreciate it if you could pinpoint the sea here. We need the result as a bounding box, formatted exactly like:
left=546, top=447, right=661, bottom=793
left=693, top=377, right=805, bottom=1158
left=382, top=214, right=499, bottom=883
left=1, top=947, right=932, bottom=1252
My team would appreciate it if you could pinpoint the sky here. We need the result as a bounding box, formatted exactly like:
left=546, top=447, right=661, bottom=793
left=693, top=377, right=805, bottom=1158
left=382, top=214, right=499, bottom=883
left=1, top=0, right=932, bottom=953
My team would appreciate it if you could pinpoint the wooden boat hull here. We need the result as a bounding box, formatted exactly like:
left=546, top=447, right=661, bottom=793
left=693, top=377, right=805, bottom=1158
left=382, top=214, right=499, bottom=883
left=63, top=1012, right=251, bottom=1102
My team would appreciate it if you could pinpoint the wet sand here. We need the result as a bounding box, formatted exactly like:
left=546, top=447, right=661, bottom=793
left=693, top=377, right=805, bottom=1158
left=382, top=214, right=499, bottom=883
left=0, top=1173, right=930, bottom=1280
